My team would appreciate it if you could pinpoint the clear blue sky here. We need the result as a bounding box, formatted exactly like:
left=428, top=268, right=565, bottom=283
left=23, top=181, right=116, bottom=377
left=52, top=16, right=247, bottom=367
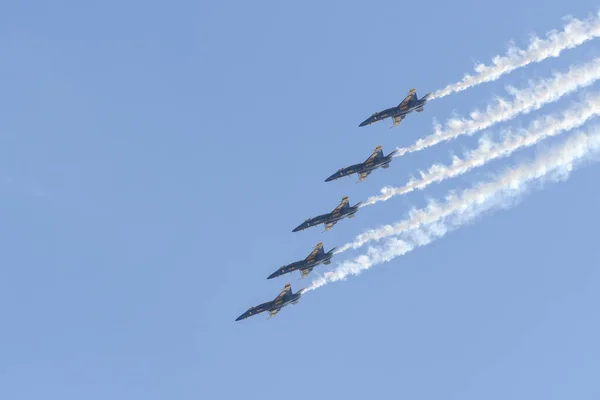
left=1, top=1, right=599, bottom=399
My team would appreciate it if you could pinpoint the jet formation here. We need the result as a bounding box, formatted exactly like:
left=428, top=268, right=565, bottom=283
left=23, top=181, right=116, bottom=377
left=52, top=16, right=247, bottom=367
left=236, top=88, right=431, bottom=321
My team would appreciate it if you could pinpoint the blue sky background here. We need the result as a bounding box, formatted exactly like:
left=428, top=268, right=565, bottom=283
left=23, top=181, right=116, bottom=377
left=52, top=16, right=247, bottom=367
left=1, top=1, right=599, bottom=399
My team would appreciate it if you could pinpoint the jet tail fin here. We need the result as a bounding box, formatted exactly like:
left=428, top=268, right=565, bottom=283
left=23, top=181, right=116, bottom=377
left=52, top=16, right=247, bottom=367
left=324, top=247, right=337, bottom=263
left=386, top=149, right=399, bottom=158
left=352, top=201, right=364, bottom=209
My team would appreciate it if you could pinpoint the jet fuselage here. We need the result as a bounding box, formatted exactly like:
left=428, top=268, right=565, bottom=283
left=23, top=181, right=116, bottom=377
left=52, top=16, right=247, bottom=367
left=325, top=159, right=391, bottom=182
left=359, top=98, right=428, bottom=127
left=267, top=251, right=334, bottom=279
left=292, top=206, right=359, bottom=232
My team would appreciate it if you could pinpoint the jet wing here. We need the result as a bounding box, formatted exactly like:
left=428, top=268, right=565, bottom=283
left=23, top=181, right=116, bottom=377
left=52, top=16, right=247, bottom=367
left=325, top=221, right=337, bottom=231
left=359, top=171, right=371, bottom=182
left=364, top=146, right=383, bottom=164
left=267, top=309, right=280, bottom=319
left=331, top=197, right=349, bottom=213
left=300, top=268, right=313, bottom=279
left=391, top=115, right=404, bottom=127
left=273, top=283, right=291, bottom=303
left=398, top=90, right=416, bottom=110
left=305, top=242, right=324, bottom=262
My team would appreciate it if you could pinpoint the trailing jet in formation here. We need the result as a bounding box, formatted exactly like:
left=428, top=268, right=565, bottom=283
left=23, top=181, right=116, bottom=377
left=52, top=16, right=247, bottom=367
left=267, top=242, right=336, bottom=280
left=325, top=145, right=398, bottom=183
left=235, top=283, right=306, bottom=321
left=292, top=196, right=362, bottom=232
left=359, top=88, right=431, bottom=128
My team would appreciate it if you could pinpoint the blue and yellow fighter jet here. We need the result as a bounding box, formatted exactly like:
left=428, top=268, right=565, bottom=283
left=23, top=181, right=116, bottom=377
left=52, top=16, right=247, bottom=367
left=267, top=242, right=336, bottom=279
left=292, top=196, right=362, bottom=232
left=235, top=283, right=306, bottom=321
left=359, top=88, right=432, bottom=128
left=325, top=146, right=398, bottom=183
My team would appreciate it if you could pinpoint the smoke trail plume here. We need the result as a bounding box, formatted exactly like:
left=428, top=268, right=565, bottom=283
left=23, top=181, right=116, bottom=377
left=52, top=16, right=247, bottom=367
left=364, top=93, right=600, bottom=206
left=431, top=11, right=600, bottom=99
left=396, top=57, right=600, bottom=157
left=334, top=122, right=600, bottom=255
left=308, top=124, right=600, bottom=290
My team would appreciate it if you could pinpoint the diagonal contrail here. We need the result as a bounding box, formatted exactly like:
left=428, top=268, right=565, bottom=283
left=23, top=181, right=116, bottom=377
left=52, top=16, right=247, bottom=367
left=364, top=92, right=600, bottom=206
left=333, top=121, right=600, bottom=255
left=396, top=57, right=600, bottom=157
left=431, top=11, right=600, bottom=99
left=310, top=123, right=600, bottom=291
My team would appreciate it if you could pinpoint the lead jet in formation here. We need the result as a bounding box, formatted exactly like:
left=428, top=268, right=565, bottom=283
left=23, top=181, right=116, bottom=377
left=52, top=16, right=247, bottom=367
left=359, top=88, right=432, bottom=128
left=235, top=283, right=306, bottom=321
left=267, top=242, right=336, bottom=280
left=292, top=196, right=362, bottom=232
left=325, top=145, right=398, bottom=183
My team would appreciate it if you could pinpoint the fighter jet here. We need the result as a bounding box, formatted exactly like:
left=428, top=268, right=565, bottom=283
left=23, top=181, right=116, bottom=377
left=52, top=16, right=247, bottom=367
left=235, top=283, right=306, bottom=321
left=325, top=146, right=398, bottom=183
left=267, top=242, right=336, bottom=280
left=292, top=196, right=362, bottom=232
left=359, top=88, right=432, bottom=128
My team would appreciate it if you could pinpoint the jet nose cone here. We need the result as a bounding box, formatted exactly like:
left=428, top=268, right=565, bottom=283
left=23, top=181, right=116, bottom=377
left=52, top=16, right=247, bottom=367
left=292, top=224, right=304, bottom=232
left=325, top=174, right=336, bottom=182
left=235, top=314, right=245, bottom=321
left=359, top=120, right=368, bottom=127
left=267, top=271, right=279, bottom=279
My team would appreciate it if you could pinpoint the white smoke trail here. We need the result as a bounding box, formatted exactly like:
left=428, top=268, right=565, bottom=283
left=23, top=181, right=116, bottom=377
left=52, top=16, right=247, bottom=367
left=364, top=92, right=600, bottom=206
left=335, top=121, right=600, bottom=254
left=308, top=124, right=600, bottom=291
left=431, top=11, right=600, bottom=99
left=396, top=57, right=600, bottom=157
